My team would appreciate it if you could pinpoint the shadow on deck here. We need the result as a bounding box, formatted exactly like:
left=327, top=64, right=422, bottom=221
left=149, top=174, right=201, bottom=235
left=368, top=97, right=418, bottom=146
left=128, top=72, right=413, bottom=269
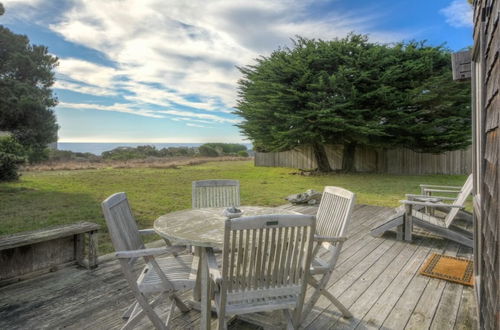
left=0, top=204, right=477, bottom=329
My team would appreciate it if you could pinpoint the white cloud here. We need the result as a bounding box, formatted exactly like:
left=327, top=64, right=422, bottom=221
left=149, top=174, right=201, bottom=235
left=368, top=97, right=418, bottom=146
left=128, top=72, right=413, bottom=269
left=14, top=0, right=416, bottom=123
left=159, top=110, right=240, bottom=124
left=56, top=58, right=118, bottom=89
left=120, top=81, right=227, bottom=112
left=171, top=117, right=213, bottom=124
left=186, top=123, right=208, bottom=128
left=58, top=102, right=164, bottom=118
left=54, top=80, right=116, bottom=96
left=3, top=0, right=42, bottom=4
left=441, top=0, right=473, bottom=28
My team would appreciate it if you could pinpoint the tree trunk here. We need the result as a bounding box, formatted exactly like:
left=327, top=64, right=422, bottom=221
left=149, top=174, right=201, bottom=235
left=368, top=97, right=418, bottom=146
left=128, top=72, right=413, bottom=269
left=312, top=143, right=332, bottom=172
left=341, top=142, right=357, bottom=173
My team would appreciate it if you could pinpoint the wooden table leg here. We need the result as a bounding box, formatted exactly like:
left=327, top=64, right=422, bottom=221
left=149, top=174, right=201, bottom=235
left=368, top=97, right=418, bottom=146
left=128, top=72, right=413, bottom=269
left=192, top=247, right=202, bottom=301
left=200, top=247, right=211, bottom=330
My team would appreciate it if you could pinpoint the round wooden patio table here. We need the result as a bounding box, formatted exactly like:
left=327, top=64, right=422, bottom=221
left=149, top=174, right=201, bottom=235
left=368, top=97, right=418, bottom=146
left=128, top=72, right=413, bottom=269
left=154, top=206, right=299, bottom=329
left=154, top=206, right=299, bottom=248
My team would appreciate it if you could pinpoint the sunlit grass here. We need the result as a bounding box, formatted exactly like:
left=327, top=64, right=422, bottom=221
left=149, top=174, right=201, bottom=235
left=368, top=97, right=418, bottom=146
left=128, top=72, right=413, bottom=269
left=0, top=160, right=468, bottom=253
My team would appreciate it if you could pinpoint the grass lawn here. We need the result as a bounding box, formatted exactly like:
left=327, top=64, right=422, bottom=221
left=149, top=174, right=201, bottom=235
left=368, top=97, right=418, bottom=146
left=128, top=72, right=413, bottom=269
left=0, top=160, right=468, bottom=254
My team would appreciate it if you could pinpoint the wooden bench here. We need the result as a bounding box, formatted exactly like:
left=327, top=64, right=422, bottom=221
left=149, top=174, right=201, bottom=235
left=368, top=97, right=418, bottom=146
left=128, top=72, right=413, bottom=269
left=0, top=222, right=100, bottom=286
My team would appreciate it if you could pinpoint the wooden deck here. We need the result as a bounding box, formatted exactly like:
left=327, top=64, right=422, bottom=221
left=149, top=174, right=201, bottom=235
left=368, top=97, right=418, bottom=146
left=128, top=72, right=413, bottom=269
left=0, top=204, right=477, bottom=329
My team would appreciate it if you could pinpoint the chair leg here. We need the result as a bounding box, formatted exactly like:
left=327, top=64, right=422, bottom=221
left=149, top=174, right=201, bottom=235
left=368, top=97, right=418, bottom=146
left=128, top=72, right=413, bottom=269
left=396, top=224, right=404, bottom=240
left=320, top=289, right=352, bottom=318
left=217, top=317, right=228, bottom=330
left=165, top=296, right=176, bottom=329
left=217, top=295, right=227, bottom=330
left=123, top=294, right=167, bottom=330
left=283, top=309, right=295, bottom=330
left=301, top=277, right=326, bottom=322
left=122, top=302, right=138, bottom=319
left=171, top=294, right=190, bottom=312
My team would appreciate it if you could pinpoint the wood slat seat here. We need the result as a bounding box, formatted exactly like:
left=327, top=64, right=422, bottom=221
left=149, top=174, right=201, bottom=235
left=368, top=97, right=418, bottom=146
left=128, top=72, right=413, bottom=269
left=225, top=292, right=300, bottom=315
left=137, top=254, right=194, bottom=294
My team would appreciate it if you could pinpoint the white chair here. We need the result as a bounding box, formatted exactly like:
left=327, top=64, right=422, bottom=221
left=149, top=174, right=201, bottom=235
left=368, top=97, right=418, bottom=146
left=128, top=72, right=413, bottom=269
left=301, top=186, right=356, bottom=321
left=371, top=175, right=473, bottom=247
left=101, top=192, right=195, bottom=330
left=207, top=214, right=316, bottom=329
left=192, top=180, right=240, bottom=209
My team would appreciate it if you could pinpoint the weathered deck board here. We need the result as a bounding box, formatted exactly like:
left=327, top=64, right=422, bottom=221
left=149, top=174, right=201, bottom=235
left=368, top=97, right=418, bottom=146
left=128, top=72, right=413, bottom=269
left=0, top=204, right=477, bottom=329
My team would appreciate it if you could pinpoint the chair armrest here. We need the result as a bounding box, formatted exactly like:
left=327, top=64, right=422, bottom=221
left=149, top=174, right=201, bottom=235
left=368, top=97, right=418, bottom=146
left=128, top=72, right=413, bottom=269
left=419, top=184, right=462, bottom=189
left=138, top=228, right=156, bottom=235
left=115, top=246, right=185, bottom=259
left=314, top=235, right=348, bottom=243
left=400, top=200, right=465, bottom=209
left=206, top=248, right=222, bottom=284
left=405, top=194, right=457, bottom=201
left=422, top=188, right=463, bottom=194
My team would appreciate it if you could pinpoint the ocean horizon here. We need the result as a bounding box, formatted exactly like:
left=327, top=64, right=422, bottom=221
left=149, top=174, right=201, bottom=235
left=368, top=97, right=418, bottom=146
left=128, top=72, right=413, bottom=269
left=57, top=142, right=253, bottom=155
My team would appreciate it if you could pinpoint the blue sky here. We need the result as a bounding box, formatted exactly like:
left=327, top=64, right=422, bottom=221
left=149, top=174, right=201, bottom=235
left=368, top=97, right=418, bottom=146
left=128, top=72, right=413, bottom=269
left=2, top=0, right=473, bottom=143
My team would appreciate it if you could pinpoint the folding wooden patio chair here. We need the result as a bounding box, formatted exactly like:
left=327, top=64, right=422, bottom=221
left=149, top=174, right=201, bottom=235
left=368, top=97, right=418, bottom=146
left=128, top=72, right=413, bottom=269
left=102, top=192, right=195, bottom=330
left=192, top=179, right=240, bottom=209
left=207, top=214, right=316, bottom=329
left=371, top=174, right=473, bottom=247
left=301, top=186, right=356, bottom=322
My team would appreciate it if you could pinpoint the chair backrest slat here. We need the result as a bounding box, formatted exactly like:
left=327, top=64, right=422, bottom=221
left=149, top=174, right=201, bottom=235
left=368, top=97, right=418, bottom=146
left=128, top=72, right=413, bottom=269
left=316, top=186, right=356, bottom=243
left=192, top=179, right=240, bottom=208
left=444, top=174, right=473, bottom=227
left=220, top=214, right=315, bottom=303
left=101, top=192, right=145, bottom=252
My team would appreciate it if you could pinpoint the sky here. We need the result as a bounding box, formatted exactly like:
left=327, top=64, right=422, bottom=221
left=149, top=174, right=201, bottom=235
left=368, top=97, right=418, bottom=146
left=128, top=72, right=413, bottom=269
left=1, top=0, right=473, bottom=143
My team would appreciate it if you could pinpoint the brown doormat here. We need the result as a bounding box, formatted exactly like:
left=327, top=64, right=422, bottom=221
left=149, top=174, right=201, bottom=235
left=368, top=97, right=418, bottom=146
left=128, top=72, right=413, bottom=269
left=420, top=253, right=474, bottom=286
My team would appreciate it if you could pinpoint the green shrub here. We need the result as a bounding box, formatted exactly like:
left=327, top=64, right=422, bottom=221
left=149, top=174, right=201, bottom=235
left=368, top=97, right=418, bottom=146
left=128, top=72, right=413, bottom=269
left=48, top=149, right=99, bottom=162
left=198, top=145, right=219, bottom=157
left=101, top=146, right=198, bottom=160
left=0, top=136, right=26, bottom=181
left=101, top=147, right=143, bottom=160
left=158, top=147, right=195, bottom=157
left=237, top=150, right=249, bottom=157
left=201, top=143, right=247, bottom=154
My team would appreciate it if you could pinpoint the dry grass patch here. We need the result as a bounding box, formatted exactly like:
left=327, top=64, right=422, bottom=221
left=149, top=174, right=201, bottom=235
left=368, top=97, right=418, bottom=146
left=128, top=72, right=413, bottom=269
left=23, top=156, right=252, bottom=171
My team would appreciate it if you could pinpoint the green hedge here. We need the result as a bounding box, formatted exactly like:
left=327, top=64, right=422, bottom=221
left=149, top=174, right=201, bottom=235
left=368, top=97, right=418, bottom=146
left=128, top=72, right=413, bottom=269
left=0, top=136, right=26, bottom=181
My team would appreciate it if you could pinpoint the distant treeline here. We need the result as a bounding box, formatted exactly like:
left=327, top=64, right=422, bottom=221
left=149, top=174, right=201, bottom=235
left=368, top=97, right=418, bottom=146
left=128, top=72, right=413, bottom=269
left=48, top=143, right=250, bottom=162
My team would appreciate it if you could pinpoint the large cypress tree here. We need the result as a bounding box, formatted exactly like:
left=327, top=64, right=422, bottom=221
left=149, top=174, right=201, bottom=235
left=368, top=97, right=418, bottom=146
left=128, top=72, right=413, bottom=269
left=235, top=34, right=470, bottom=172
left=0, top=4, right=59, bottom=163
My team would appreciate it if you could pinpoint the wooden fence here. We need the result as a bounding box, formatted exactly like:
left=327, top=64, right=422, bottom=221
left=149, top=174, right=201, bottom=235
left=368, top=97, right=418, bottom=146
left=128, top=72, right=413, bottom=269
left=254, top=145, right=472, bottom=175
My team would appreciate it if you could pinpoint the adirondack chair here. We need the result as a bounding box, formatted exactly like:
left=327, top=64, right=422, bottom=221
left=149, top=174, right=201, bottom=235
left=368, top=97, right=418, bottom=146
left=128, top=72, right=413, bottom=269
left=207, top=214, right=316, bottom=329
left=101, top=193, right=195, bottom=330
left=371, top=175, right=473, bottom=247
left=301, top=186, right=356, bottom=322
left=192, top=179, right=240, bottom=209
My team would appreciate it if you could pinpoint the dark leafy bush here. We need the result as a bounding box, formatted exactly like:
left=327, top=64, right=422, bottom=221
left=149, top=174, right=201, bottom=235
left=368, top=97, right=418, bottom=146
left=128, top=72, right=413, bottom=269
left=198, top=145, right=219, bottom=157
left=102, top=147, right=143, bottom=160
left=237, top=150, right=249, bottom=157
left=0, top=136, right=26, bottom=181
left=102, top=146, right=197, bottom=160
left=48, top=149, right=99, bottom=162
left=201, top=143, right=247, bottom=154
left=157, top=147, right=196, bottom=157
